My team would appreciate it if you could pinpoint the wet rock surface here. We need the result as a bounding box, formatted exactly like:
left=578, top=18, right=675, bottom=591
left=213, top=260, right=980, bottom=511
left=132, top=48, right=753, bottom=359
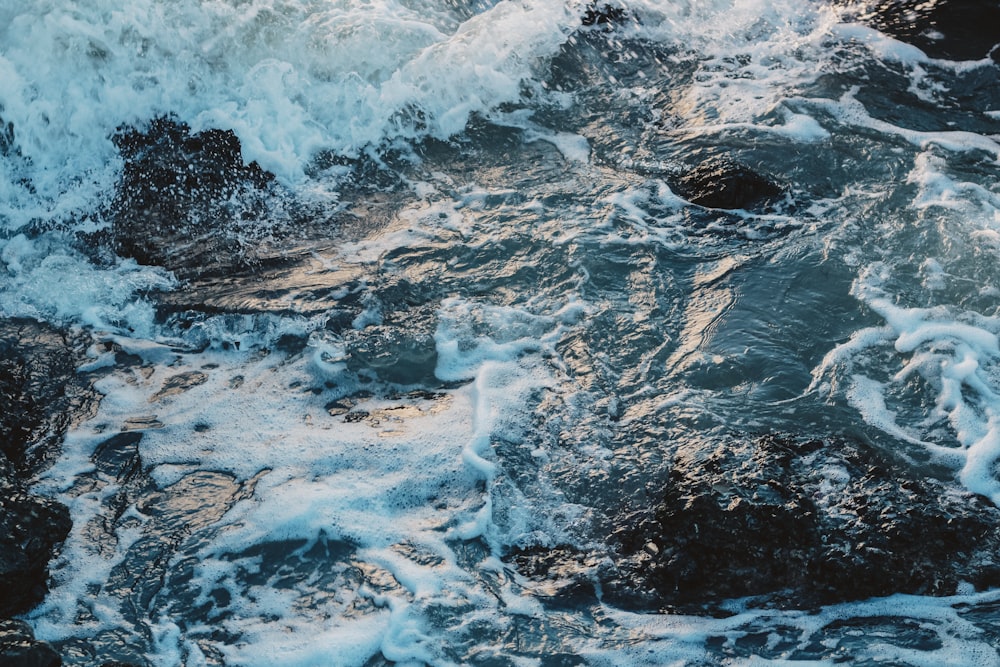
left=1, top=320, right=96, bottom=474
left=107, top=117, right=280, bottom=274
left=581, top=2, right=627, bottom=27
left=0, top=620, right=61, bottom=667
left=0, top=319, right=94, bottom=660
left=0, top=471, right=72, bottom=618
left=0, top=114, right=16, bottom=158
left=850, top=0, right=1000, bottom=62
left=670, top=157, right=784, bottom=210
left=512, top=434, right=1000, bottom=611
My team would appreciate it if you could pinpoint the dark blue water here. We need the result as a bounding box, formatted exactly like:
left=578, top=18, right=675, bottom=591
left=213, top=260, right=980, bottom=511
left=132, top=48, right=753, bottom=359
left=3, top=1, right=1000, bottom=664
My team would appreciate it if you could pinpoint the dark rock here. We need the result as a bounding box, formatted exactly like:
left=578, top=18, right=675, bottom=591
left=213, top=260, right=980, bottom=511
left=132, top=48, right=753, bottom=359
left=624, top=434, right=1000, bottom=606
left=0, top=319, right=96, bottom=474
left=512, top=434, right=1000, bottom=610
left=0, top=117, right=15, bottom=158
left=671, top=157, right=784, bottom=210
left=0, top=319, right=90, bottom=618
left=508, top=545, right=607, bottom=607
left=91, top=430, right=151, bottom=526
left=0, top=619, right=61, bottom=667
left=849, top=0, right=1000, bottom=62
left=150, top=370, right=208, bottom=402
left=108, top=116, right=278, bottom=273
left=0, top=478, right=72, bottom=617
left=92, top=432, right=143, bottom=482
left=581, top=3, right=627, bottom=26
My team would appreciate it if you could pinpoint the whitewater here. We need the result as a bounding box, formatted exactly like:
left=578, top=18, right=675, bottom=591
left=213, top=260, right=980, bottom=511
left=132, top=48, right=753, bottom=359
left=3, top=0, right=1000, bottom=664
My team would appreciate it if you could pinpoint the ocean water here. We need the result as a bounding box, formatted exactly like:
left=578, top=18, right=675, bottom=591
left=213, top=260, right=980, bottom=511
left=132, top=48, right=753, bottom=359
left=4, top=0, right=1000, bottom=664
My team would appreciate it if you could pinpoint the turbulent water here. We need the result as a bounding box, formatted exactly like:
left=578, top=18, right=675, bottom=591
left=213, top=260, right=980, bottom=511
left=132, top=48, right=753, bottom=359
left=4, top=0, right=1000, bottom=664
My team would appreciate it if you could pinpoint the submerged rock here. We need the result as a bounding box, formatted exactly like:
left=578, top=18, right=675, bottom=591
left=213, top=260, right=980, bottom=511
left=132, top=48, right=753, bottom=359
left=671, top=157, right=784, bottom=210
left=513, top=434, right=1000, bottom=610
left=0, top=619, right=61, bottom=667
left=108, top=116, right=278, bottom=273
left=343, top=324, right=438, bottom=385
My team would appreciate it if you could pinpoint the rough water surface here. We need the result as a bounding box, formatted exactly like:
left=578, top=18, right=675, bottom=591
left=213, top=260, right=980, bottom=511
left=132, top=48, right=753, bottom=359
left=3, top=0, right=1000, bottom=665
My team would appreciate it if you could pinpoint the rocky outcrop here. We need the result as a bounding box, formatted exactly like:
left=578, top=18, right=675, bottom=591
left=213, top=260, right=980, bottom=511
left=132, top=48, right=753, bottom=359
left=581, top=3, right=627, bottom=27
left=0, top=319, right=93, bottom=658
left=0, top=114, right=15, bottom=157
left=108, top=117, right=279, bottom=273
left=512, top=434, right=1000, bottom=610
left=849, top=0, right=1000, bottom=62
left=0, top=470, right=71, bottom=618
left=0, top=620, right=61, bottom=667
left=670, top=157, right=784, bottom=210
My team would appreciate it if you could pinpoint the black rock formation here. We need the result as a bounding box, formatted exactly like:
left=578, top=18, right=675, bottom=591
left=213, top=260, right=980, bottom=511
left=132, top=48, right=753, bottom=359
left=581, top=2, right=627, bottom=26
left=108, top=116, right=278, bottom=273
left=850, top=0, right=1000, bottom=62
left=671, top=157, right=784, bottom=210
left=0, top=320, right=91, bottom=618
left=0, top=620, right=61, bottom=667
left=0, top=477, right=71, bottom=617
left=512, top=434, right=1000, bottom=610
left=0, top=116, right=15, bottom=158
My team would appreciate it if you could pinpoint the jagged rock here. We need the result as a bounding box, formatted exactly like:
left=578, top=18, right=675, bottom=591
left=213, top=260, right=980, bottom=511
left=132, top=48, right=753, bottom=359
left=0, top=620, right=61, bottom=667
left=92, top=431, right=147, bottom=524
left=581, top=2, right=627, bottom=26
left=671, top=157, right=784, bottom=210
left=0, top=115, right=15, bottom=157
left=108, top=116, right=278, bottom=273
left=849, top=0, right=1000, bottom=62
left=512, top=434, right=1000, bottom=610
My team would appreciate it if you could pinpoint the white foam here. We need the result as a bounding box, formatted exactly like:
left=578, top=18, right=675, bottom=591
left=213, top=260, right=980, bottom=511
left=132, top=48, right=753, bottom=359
left=805, top=88, right=1000, bottom=159
left=0, top=233, right=176, bottom=336
left=675, top=108, right=831, bottom=143
left=845, top=374, right=936, bottom=449
left=29, top=289, right=593, bottom=662
left=814, top=263, right=1000, bottom=500
left=596, top=589, right=1000, bottom=667
left=523, top=127, right=591, bottom=163
left=622, top=0, right=844, bottom=130
left=908, top=152, right=1000, bottom=237
left=0, top=0, right=578, bottom=223
left=30, top=452, right=148, bottom=643
left=832, top=22, right=932, bottom=65
left=0, top=0, right=584, bottom=341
